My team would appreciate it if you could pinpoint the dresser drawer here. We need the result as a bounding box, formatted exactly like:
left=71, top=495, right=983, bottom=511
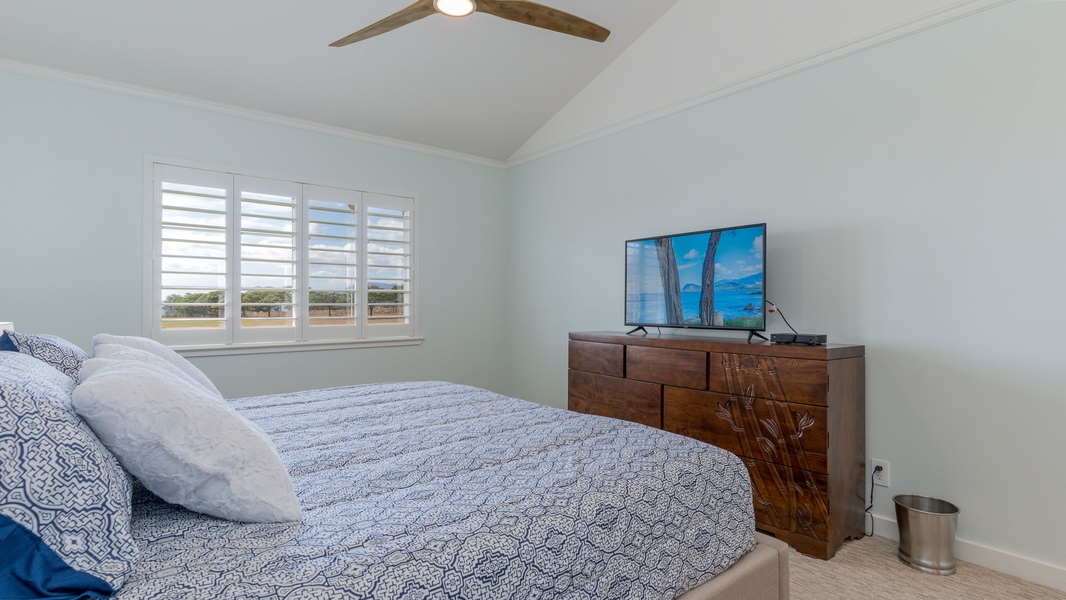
left=708, top=353, right=829, bottom=405
left=745, top=458, right=830, bottom=543
left=626, top=346, right=707, bottom=389
left=568, top=370, right=661, bottom=428
left=568, top=340, right=624, bottom=377
left=663, top=387, right=828, bottom=474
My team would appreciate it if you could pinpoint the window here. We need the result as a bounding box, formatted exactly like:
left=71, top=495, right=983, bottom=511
left=145, top=162, right=418, bottom=352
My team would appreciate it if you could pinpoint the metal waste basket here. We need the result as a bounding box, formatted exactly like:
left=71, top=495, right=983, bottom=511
left=894, top=494, right=960, bottom=575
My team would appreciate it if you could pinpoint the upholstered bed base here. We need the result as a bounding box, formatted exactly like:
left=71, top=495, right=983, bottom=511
left=679, top=533, right=790, bottom=600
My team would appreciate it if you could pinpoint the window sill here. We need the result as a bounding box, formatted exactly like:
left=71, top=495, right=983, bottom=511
left=173, top=337, right=424, bottom=358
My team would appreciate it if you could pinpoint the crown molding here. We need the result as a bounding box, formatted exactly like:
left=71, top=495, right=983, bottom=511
left=0, top=58, right=506, bottom=170
left=505, top=0, right=1014, bottom=167
left=1, top=0, right=1011, bottom=170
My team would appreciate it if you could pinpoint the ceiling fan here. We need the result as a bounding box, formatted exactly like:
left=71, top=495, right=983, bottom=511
left=330, top=0, right=610, bottom=47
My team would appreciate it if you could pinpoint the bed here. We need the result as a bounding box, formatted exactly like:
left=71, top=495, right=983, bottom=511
left=1, top=331, right=789, bottom=600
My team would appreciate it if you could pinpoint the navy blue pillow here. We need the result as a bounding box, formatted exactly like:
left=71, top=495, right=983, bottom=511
left=0, top=331, right=15, bottom=352
left=0, top=514, right=112, bottom=600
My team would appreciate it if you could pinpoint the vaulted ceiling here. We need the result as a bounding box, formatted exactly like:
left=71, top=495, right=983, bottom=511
left=0, top=0, right=1006, bottom=164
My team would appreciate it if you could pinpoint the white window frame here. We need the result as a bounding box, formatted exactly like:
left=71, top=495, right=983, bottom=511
left=142, top=157, right=421, bottom=356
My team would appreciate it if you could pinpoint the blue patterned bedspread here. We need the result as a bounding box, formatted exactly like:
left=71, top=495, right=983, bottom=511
left=116, top=381, right=755, bottom=599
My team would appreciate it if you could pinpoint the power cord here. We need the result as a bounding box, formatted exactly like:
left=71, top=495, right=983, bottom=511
left=765, top=299, right=799, bottom=334
left=864, top=465, right=883, bottom=537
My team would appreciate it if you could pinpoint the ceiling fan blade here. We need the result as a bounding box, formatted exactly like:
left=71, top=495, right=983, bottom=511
left=330, top=0, right=437, bottom=47
left=476, top=0, right=610, bottom=42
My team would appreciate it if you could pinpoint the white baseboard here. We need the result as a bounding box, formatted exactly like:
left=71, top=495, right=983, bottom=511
left=871, top=514, right=1066, bottom=592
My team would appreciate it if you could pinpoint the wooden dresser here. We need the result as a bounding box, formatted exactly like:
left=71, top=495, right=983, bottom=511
left=567, top=331, right=866, bottom=559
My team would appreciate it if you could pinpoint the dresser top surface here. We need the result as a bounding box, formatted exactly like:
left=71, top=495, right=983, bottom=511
left=570, top=331, right=865, bottom=361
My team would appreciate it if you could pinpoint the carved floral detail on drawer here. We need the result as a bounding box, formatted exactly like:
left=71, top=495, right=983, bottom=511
left=713, top=358, right=831, bottom=540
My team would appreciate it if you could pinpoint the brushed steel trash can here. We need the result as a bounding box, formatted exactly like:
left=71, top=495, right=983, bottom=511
left=894, top=494, right=960, bottom=575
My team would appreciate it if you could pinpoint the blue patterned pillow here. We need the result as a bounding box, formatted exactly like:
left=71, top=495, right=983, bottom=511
left=0, top=352, right=138, bottom=596
left=6, top=331, right=89, bottom=381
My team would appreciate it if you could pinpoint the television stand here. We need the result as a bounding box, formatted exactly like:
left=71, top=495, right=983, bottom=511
left=747, top=329, right=768, bottom=343
left=626, top=326, right=649, bottom=335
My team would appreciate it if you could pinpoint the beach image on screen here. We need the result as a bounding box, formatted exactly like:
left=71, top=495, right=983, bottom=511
left=626, top=224, right=764, bottom=328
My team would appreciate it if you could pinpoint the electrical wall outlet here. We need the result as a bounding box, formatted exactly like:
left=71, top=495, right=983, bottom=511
left=871, top=459, right=890, bottom=487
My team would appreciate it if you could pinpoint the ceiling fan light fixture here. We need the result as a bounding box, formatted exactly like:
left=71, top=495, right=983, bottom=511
left=434, top=0, right=476, bottom=17
left=331, top=0, right=609, bottom=47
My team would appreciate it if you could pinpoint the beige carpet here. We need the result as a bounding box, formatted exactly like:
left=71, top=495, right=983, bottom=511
left=789, top=535, right=1065, bottom=600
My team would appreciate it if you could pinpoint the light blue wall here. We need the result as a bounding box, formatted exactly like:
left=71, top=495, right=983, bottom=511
left=503, top=2, right=1066, bottom=569
left=0, top=71, right=509, bottom=397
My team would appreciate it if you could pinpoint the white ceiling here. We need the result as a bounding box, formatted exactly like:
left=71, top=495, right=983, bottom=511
left=0, top=1, right=1008, bottom=165
left=0, top=0, right=677, bottom=162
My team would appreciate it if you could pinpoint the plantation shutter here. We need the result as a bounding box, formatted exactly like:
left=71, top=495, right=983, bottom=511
left=154, top=164, right=231, bottom=347
left=364, top=193, right=415, bottom=338
left=305, top=185, right=361, bottom=341
left=234, top=176, right=300, bottom=344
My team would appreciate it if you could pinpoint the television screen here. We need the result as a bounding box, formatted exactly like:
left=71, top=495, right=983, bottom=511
left=625, top=223, right=766, bottom=331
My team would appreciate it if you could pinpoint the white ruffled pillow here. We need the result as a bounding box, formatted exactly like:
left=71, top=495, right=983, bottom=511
left=73, top=357, right=301, bottom=523
left=91, top=334, right=222, bottom=397
left=92, top=344, right=219, bottom=397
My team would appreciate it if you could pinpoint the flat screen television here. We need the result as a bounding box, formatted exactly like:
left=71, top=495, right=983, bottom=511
left=625, top=223, right=766, bottom=336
